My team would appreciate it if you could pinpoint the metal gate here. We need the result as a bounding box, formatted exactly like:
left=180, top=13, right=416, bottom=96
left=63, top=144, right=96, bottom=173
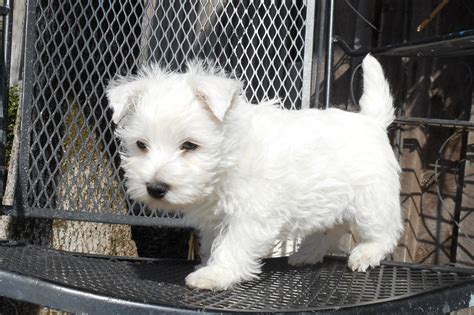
left=12, top=0, right=318, bottom=226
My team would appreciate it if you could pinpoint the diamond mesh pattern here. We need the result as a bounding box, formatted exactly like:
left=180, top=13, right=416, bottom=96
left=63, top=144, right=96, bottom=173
left=20, top=0, right=310, bottom=223
left=0, top=243, right=473, bottom=312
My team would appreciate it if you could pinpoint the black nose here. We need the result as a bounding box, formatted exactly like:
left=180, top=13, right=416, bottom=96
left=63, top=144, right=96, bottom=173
left=146, top=182, right=170, bottom=199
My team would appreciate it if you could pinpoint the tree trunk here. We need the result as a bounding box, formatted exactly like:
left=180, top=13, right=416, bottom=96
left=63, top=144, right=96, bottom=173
left=51, top=99, right=137, bottom=256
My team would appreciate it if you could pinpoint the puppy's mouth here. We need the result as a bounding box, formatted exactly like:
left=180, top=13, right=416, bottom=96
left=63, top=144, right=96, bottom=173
left=142, top=192, right=204, bottom=212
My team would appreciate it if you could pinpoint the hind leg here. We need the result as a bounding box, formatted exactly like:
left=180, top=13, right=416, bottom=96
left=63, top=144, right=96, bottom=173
left=348, top=184, right=402, bottom=272
left=288, top=224, right=351, bottom=266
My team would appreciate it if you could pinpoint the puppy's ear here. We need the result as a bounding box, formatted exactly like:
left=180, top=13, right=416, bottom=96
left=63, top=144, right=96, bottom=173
left=106, top=78, right=146, bottom=124
left=194, top=76, right=242, bottom=122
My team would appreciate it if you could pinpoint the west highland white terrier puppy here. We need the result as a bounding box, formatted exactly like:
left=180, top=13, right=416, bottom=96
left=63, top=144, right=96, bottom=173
left=107, top=54, right=403, bottom=291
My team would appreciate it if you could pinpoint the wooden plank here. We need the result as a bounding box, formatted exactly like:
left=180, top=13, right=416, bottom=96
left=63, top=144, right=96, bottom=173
left=456, top=91, right=474, bottom=267
left=9, top=0, right=26, bottom=86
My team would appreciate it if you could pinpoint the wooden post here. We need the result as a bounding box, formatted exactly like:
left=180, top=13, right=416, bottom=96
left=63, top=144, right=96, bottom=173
left=9, top=0, right=26, bottom=86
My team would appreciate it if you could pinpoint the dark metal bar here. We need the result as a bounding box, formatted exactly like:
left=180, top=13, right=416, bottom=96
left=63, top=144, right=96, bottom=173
left=324, top=0, right=334, bottom=109
left=450, top=131, right=468, bottom=263
left=393, top=117, right=474, bottom=130
left=3, top=205, right=192, bottom=228
left=334, top=35, right=367, bottom=57
left=334, top=30, right=474, bottom=57
left=17, top=0, right=36, bottom=212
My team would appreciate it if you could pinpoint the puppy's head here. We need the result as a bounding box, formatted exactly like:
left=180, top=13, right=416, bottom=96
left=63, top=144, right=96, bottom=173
left=106, top=62, right=242, bottom=211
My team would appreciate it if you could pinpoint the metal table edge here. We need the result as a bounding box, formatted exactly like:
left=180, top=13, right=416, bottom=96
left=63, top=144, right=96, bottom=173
left=0, top=269, right=205, bottom=314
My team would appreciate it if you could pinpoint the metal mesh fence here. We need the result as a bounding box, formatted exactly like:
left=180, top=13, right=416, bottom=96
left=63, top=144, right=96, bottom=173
left=16, top=0, right=315, bottom=225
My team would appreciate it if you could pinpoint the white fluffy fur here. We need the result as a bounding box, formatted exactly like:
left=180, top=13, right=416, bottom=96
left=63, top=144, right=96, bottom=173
left=107, top=54, right=403, bottom=291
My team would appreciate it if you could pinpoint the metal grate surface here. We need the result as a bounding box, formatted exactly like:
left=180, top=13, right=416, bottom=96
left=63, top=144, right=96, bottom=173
left=0, top=243, right=473, bottom=312
left=16, top=0, right=314, bottom=225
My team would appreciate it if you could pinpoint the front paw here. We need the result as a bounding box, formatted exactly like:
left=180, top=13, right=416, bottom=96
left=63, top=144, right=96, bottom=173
left=348, top=243, right=385, bottom=272
left=185, top=266, right=233, bottom=291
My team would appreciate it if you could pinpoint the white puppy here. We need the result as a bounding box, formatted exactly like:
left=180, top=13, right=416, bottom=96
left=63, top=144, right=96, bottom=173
left=107, top=54, right=403, bottom=291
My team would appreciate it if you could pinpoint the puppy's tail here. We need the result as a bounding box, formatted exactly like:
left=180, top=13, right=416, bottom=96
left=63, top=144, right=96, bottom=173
left=359, top=54, right=394, bottom=129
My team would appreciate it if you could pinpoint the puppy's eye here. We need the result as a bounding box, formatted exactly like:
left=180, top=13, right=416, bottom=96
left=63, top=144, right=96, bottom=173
left=136, top=140, right=148, bottom=151
left=181, top=141, right=199, bottom=151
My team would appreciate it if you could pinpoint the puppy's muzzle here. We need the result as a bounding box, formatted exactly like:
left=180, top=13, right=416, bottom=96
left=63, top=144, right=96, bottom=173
left=146, top=182, right=170, bottom=199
